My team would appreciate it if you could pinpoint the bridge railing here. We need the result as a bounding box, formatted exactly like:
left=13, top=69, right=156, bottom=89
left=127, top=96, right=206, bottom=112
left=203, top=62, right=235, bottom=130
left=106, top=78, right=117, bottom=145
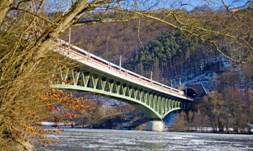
left=57, top=39, right=190, bottom=99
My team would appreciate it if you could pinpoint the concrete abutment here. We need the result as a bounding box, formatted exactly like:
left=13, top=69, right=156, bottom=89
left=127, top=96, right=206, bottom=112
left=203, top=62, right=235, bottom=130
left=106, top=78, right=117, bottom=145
left=146, top=120, right=165, bottom=132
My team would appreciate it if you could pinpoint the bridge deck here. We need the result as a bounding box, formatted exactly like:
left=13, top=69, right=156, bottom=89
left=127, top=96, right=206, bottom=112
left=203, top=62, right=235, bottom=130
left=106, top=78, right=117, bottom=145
left=55, top=39, right=192, bottom=101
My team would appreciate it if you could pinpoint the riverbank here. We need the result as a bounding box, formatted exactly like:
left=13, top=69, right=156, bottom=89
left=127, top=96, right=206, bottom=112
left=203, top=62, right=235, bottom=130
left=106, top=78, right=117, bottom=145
left=168, top=127, right=253, bottom=135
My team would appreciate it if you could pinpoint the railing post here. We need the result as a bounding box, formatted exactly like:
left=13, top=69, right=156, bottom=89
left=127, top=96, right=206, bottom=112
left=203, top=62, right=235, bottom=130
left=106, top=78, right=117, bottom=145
left=119, top=55, right=122, bottom=70
left=68, top=27, right=71, bottom=47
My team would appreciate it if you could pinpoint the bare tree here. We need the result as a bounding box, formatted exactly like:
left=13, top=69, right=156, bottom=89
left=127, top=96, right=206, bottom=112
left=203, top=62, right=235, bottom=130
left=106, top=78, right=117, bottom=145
left=0, top=0, right=253, bottom=150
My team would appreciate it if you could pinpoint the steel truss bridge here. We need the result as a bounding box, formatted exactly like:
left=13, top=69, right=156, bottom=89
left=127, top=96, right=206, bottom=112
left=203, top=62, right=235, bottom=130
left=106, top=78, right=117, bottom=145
left=52, top=40, right=194, bottom=120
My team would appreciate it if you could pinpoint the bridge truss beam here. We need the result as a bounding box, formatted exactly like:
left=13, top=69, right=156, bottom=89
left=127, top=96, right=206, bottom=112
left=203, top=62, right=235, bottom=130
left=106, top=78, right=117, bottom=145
left=52, top=67, right=190, bottom=120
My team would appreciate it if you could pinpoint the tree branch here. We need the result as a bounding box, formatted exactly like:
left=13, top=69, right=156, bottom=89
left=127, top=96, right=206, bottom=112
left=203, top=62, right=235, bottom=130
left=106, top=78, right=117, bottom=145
left=31, top=0, right=116, bottom=62
left=0, top=0, right=14, bottom=25
left=75, top=17, right=135, bottom=25
left=10, top=7, right=56, bottom=25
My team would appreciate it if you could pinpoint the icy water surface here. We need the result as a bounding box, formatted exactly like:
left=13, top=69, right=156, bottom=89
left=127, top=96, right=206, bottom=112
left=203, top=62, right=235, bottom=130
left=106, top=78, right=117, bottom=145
left=38, top=129, right=253, bottom=151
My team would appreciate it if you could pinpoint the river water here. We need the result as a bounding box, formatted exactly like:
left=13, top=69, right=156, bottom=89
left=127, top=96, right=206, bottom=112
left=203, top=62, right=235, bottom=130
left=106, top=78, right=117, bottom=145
left=38, top=129, right=253, bottom=151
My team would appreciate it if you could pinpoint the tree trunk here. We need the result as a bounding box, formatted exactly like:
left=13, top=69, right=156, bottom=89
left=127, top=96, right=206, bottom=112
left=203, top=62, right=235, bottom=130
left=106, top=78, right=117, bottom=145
left=0, top=0, right=14, bottom=25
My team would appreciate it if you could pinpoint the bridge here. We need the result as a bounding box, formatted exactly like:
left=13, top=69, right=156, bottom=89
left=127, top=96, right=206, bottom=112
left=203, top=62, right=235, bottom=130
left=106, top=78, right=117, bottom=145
left=52, top=39, right=194, bottom=131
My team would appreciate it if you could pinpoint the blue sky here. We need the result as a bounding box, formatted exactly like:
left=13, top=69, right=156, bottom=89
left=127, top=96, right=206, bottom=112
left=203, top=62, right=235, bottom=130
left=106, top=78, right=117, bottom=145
left=183, top=0, right=251, bottom=10
left=44, top=0, right=252, bottom=12
left=141, top=0, right=252, bottom=10
left=117, top=0, right=252, bottom=11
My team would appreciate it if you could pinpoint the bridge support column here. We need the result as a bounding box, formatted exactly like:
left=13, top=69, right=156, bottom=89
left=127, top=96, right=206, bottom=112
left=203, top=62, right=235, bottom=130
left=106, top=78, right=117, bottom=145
left=146, top=121, right=165, bottom=132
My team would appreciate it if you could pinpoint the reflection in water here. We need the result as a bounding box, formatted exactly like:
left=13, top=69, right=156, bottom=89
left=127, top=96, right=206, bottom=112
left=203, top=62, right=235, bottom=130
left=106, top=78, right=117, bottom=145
left=38, top=129, right=253, bottom=151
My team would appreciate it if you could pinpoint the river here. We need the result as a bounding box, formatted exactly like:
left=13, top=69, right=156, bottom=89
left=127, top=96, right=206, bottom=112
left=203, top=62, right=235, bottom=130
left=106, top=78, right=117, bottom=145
left=37, top=129, right=253, bottom=151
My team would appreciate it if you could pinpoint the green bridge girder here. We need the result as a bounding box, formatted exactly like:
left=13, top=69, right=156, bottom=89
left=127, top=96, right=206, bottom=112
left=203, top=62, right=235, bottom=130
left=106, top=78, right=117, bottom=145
left=52, top=67, right=191, bottom=120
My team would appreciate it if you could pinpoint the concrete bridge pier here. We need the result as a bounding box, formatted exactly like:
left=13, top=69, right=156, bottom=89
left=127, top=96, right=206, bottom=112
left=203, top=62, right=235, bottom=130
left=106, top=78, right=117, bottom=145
left=146, top=121, right=165, bottom=132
